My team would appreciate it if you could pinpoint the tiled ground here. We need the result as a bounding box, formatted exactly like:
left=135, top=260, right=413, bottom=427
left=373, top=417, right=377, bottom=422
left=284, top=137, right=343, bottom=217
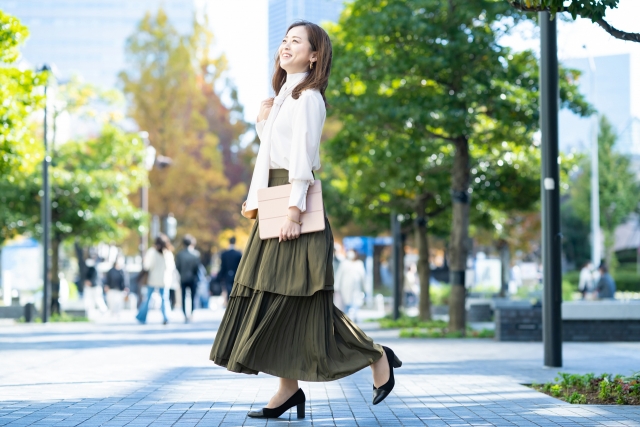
left=0, top=308, right=639, bottom=426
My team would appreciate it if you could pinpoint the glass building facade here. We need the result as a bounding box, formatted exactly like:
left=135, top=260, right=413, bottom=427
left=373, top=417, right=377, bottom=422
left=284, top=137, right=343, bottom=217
left=0, top=0, right=196, bottom=89
left=559, top=53, right=640, bottom=156
left=268, top=0, right=343, bottom=86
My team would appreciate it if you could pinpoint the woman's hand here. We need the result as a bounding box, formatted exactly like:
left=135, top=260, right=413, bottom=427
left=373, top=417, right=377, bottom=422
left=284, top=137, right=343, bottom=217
left=241, top=201, right=257, bottom=220
left=279, top=207, right=302, bottom=242
left=257, top=98, right=274, bottom=122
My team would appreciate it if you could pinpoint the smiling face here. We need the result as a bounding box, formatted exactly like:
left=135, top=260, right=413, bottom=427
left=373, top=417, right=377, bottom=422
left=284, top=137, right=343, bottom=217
left=278, top=25, right=317, bottom=74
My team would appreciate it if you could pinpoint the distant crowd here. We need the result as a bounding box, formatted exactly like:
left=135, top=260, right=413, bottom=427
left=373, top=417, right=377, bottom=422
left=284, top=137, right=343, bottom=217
left=82, top=234, right=242, bottom=323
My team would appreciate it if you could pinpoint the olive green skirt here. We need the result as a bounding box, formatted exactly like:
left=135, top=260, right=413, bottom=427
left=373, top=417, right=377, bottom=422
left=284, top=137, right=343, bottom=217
left=210, top=169, right=383, bottom=382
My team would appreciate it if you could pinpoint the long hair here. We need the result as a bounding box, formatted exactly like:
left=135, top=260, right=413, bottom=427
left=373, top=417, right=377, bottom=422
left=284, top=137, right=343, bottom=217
left=271, top=20, right=332, bottom=106
left=154, top=234, right=173, bottom=253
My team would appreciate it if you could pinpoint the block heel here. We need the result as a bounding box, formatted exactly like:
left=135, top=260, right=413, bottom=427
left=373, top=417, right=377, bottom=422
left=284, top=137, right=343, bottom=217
left=247, top=388, right=306, bottom=419
left=392, top=354, right=402, bottom=368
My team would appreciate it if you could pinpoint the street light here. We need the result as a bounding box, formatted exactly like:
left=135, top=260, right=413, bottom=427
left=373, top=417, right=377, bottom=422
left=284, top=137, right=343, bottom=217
left=539, top=12, right=562, bottom=368
left=38, top=64, right=53, bottom=323
left=583, top=45, right=601, bottom=268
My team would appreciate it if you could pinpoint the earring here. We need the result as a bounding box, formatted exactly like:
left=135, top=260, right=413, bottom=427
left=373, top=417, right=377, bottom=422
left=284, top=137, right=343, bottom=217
left=310, top=61, right=314, bottom=70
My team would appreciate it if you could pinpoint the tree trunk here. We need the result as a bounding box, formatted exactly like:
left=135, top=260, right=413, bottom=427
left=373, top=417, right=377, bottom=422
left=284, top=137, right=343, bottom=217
left=51, top=238, right=61, bottom=315
left=74, top=242, right=86, bottom=297
left=416, top=201, right=432, bottom=321
left=448, top=136, right=470, bottom=333
left=498, top=239, right=510, bottom=297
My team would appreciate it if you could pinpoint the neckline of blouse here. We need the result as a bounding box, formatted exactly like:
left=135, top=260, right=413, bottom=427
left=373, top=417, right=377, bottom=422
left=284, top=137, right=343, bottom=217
left=284, top=72, right=308, bottom=89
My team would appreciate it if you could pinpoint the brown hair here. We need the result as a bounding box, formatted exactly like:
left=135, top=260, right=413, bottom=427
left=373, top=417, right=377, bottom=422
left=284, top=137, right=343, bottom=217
left=272, top=20, right=332, bottom=106
left=154, top=234, right=173, bottom=253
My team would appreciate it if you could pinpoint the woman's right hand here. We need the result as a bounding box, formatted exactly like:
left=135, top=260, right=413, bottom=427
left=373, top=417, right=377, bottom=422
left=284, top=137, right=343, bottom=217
left=257, top=98, right=274, bottom=122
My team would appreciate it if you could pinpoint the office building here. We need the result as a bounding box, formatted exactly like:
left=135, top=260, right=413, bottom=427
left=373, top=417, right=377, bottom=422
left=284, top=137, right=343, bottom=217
left=0, top=0, right=196, bottom=89
left=559, top=53, right=640, bottom=156
left=268, top=0, right=344, bottom=85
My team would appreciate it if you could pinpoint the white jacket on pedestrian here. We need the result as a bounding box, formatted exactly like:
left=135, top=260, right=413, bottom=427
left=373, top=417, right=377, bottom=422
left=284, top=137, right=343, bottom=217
left=144, top=248, right=176, bottom=290
left=334, top=258, right=366, bottom=306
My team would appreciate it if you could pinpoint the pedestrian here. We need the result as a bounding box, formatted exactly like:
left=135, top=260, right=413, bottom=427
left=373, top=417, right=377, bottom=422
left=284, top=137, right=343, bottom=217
left=83, top=257, right=108, bottom=316
left=596, top=263, right=616, bottom=299
left=136, top=234, right=175, bottom=325
left=578, top=261, right=594, bottom=299
left=404, top=263, right=419, bottom=307
left=104, top=257, right=129, bottom=316
left=334, top=249, right=366, bottom=321
left=218, top=237, right=242, bottom=308
left=175, top=234, right=201, bottom=322
left=210, top=21, right=401, bottom=420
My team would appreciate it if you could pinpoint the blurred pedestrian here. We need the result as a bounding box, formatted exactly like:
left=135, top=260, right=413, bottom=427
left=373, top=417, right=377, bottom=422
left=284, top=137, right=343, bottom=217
left=136, top=234, right=175, bottom=325
left=104, top=257, right=129, bottom=316
left=218, top=236, right=242, bottom=307
left=83, top=257, right=108, bottom=316
left=175, top=234, right=202, bottom=322
left=334, top=249, right=366, bottom=321
left=578, top=261, right=595, bottom=299
left=404, top=264, right=419, bottom=307
left=596, top=263, right=616, bottom=299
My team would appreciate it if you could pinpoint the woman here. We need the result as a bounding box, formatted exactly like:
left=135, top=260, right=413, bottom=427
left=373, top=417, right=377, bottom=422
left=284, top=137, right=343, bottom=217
left=210, top=21, right=401, bottom=419
left=334, top=249, right=366, bottom=321
left=136, top=234, right=175, bottom=325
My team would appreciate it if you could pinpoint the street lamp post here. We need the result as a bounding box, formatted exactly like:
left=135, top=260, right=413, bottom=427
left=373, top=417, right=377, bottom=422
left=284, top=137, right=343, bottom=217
left=583, top=47, right=601, bottom=268
left=39, top=64, right=52, bottom=323
left=539, top=12, right=563, bottom=368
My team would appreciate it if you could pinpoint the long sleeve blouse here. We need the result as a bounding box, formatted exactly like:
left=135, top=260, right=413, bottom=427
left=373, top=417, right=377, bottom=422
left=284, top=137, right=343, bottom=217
left=255, top=72, right=325, bottom=212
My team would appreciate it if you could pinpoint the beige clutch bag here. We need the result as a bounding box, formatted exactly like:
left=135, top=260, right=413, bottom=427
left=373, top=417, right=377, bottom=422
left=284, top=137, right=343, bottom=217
left=257, top=180, right=325, bottom=240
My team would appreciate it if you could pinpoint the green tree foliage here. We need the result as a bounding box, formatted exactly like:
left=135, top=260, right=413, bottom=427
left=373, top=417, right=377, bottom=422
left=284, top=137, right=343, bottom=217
left=1, top=124, right=147, bottom=313
left=508, top=0, right=640, bottom=43
left=326, top=0, right=589, bottom=329
left=570, top=116, right=640, bottom=268
left=0, top=11, right=46, bottom=179
left=120, top=9, right=248, bottom=253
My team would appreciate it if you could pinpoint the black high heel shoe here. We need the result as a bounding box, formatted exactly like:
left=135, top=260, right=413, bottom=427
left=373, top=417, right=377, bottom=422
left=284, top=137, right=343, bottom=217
left=247, top=388, right=306, bottom=419
left=372, top=346, right=402, bottom=405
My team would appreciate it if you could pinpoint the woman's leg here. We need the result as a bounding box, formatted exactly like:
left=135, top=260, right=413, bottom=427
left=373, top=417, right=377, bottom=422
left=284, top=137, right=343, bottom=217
left=370, top=349, right=390, bottom=388
left=159, top=288, right=169, bottom=323
left=265, top=378, right=299, bottom=408
left=136, top=286, right=153, bottom=323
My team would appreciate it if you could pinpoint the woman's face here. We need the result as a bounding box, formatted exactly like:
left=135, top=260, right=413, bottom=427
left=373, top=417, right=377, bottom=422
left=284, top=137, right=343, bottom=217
left=279, top=25, right=316, bottom=74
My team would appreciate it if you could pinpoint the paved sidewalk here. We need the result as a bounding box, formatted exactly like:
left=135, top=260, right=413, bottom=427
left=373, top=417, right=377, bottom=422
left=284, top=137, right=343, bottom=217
left=0, top=309, right=639, bottom=426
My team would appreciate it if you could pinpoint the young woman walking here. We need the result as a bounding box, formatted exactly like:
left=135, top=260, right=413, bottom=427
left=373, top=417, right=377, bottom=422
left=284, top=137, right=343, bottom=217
left=209, top=20, right=401, bottom=419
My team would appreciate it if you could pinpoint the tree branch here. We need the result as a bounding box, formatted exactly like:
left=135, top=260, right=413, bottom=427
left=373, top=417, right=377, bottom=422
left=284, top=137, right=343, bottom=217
left=596, top=19, right=640, bottom=43
left=507, top=1, right=568, bottom=13
left=426, top=205, right=448, bottom=218
left=507, top=1, right=640, bottom=44
left=425, top=128, right=457, bottom=142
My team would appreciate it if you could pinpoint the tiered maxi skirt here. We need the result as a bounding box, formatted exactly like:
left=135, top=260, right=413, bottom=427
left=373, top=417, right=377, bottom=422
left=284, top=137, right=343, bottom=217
left=210, top=169, right=383, bottom=382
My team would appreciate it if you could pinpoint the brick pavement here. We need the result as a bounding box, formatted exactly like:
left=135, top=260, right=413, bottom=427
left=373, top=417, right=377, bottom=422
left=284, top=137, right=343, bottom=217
left=0, top=309, right=639, bottom=426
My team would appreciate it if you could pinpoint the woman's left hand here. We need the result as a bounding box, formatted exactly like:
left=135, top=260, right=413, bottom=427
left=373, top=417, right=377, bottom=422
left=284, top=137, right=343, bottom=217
left=279, top=207, right=302, bottom=242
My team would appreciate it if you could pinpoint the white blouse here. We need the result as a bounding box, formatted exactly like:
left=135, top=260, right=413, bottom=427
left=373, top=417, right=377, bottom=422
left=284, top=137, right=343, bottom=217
left=255, top=72, right=325, bottom=212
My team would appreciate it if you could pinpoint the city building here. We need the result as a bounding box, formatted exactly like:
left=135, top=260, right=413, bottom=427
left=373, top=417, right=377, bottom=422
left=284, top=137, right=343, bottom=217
left=559, top=53, right=640, bottom=156
left=0, top=0, right=196, bottom=89
left=268, top=0, right=344, bottom=86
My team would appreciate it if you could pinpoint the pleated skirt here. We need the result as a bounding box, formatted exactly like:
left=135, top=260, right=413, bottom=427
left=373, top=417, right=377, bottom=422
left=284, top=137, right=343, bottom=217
left=210, top=169, right=383, bottom=382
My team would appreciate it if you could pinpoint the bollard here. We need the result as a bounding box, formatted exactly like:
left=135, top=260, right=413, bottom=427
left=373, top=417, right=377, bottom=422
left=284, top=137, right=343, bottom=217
left=24, top=303, right=36, bottom=323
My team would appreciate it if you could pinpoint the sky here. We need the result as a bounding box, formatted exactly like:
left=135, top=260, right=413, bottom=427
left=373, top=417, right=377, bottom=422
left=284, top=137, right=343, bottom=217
left=204, top=0, right=640, bottom=124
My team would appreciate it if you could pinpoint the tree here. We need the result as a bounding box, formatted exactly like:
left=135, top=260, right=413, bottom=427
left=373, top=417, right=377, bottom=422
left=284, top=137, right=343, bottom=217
left=120, top=9, right=247, bottom=254
left=0, top=125, right=147, bottom=314
left=570, top=116, right=639, bottom=268
left=326, top=0, right=589, bottom=331
left=0, top=11, right=46, bottom=179
left=508, top=0, right=640, bottom=43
